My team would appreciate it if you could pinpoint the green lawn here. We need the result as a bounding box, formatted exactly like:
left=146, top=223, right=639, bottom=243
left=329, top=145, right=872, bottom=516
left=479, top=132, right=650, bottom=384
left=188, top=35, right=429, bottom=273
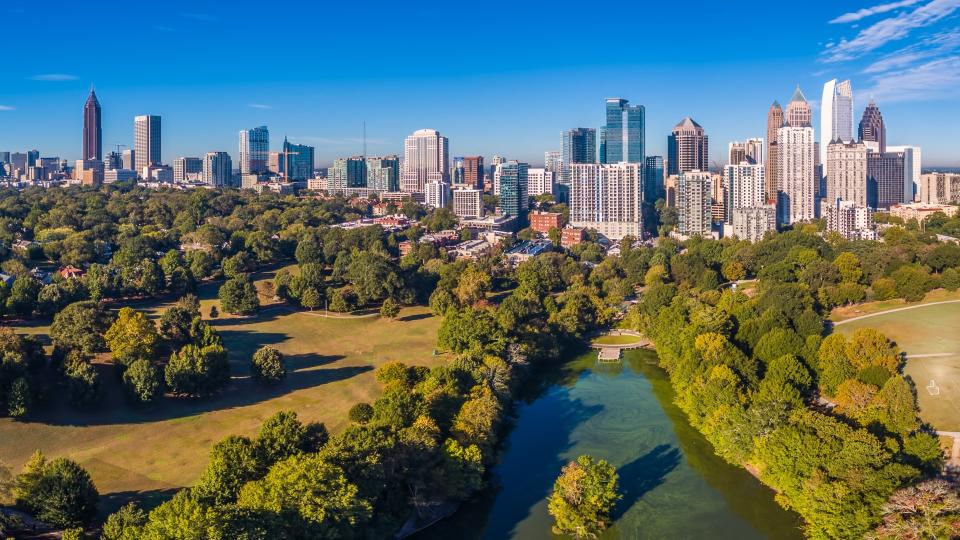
left=0, top=268, right=443, bottom=514
left=834, top=301, right=960, bottom=431
left=829, top=288, right=960, bottom=322
left=592, top=334, right=644, bottom=345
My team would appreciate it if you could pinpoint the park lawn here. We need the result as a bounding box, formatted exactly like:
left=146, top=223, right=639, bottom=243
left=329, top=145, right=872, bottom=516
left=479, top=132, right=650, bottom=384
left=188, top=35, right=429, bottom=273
left=834, top=301, right=960, bottom=431
left=829, top=288, right=960, bottom=322
left=0, top=267, right=443, bottom=515
left=593, top=334, right=644, bottom=345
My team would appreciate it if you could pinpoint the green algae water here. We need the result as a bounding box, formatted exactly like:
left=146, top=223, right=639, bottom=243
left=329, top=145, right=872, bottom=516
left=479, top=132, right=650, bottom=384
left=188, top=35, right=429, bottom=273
left=418, top=349, right=804, bottom=539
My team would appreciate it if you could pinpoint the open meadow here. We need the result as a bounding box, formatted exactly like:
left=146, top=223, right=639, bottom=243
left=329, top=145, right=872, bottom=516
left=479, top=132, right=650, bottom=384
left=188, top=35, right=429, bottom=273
left=833, top=299, right=960, bottom=432
left=0, top=267, right=443, bottom=514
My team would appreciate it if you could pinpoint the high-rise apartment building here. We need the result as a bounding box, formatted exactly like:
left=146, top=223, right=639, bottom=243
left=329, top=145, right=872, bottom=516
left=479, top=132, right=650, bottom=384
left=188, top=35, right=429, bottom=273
left=678, top=170, right=712, bottom=237
left=134, top=115, right=161, bottom=171
left=569, top=163, right=643, bottom=240
left=785, top=86, right=812, bottom=127
left=202, top=152, right=232, bottom=187
left=887, top=145, right=922, bottom=201
left=825, top=140, right=868, bottom=206
left=667, top=118, right=708, bottom=176
left=122, top=149, right=135, bottom=170
left=728, top=138, right=764, bottom=165
left=824, top=200, right=876, bottom=240
left=766, top=101, right=784, bottom=202
left=868, top=151, right=908, bottom=209
left=562, top=128, right=597, bottom=182
left=173, top=157, right=202, bottom=183
left=460, top=156, right=484, bottom=190
left=425, top=180, right=452, bottom=209
left=820, top=79, right=854, bottom=166
left=282, top=138, right=314, bottom=181
left=723, top=163, right=765, bottom=224
left=366, top=156, right=400, bottom=192
left=644, top=156, right=665, bottom=203
left=452, top=188, right=484, bottom=218
left=600, top=98, right=644, bottom=164
left=919, top=172, right=960, bottom=204
left=526, top=168, right=554, bottom=197
left=496, top=161, right=529, bottom=218
left=777, top=125, right=816, bottom=224
left=401, top=129, right=448, bottom=193
left=330, top=157, right=366, bottom=190
left=83, top=89, right=102, bottom=161
left=239, top=126, right=269, bottom=175
left=732, top=206, right=777, bottom=243
left=859, top=100, right=886, bottom=153
left=544, top=151, right=563, bottom=176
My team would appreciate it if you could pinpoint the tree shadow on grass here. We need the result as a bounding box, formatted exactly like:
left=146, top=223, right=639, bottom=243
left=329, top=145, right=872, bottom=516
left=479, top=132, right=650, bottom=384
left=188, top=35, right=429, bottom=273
left=398, top=312, right=433, bottom=322
left=98, top=487, right=181, bottom=518
left=612, top=444, right=681, bottom=520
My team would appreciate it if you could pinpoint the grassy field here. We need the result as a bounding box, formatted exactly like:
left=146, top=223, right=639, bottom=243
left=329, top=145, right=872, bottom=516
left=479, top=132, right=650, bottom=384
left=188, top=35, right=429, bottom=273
left=834, top=301, right=960, bottom=431
left=0, top=267, right=444, bottom=514
left=593, top=334, right=644, bottom=345
left=829, top=288, right=960, bottom=322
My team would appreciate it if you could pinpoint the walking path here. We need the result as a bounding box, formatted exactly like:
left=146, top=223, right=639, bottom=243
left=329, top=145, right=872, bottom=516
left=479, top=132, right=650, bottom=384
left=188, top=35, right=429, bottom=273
left=832, top=299, right=960, bottom=326
left=905, top=352, right=959, bottom=359
left=937, top=431, right=960, bottom=472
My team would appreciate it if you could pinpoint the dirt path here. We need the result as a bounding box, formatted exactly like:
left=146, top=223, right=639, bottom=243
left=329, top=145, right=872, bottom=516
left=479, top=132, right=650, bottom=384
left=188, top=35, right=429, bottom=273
left=937, top=431, right=960, bottom=471
left=832, top=299, right=960, bottom=326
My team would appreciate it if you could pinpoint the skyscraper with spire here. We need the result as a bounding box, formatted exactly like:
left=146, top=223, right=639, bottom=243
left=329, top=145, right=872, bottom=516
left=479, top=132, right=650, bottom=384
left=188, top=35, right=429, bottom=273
left=667, top=117, right=708, bottom=176
left=859, top=100, right=886, bottom=153
left=83, top=88, right=102, bottom=161
left=766, top=101, right=784, bottom=202
left=785, top=86, right=812, bottom=127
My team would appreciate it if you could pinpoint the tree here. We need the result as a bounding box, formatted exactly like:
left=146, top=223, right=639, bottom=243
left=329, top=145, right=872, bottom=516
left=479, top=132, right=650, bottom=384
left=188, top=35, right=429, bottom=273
left=871, top=479, right=960, bottom=540
left=14, top=452, right=99, bottom=528
left=164, top=344, right=230, bottom=397
left=65, top=359, right=102, bottom=409
left=453, top=265, right=492, bottom=306
left=942, top=267, right=960, bottom=291
left=348, top=403, right=373, bottom=424
left=101, top=502, right=147, bottom=540
left=123, top=359, right=162, bottom=404
left=547, top=455, right=621, bottom=540
left=6, top=377, right=31, bottom=417
left=159, top=306, right=195, bottom=345
left=300, top=287, right=321, bottom=311
left=104, top=307, right=160, bottom=366
left=834, top=252, right=863, bottom=284
left=194, top=435, right=264, bottom=505
left=379, top=297, right=400, bottom=319
left=50, top=301, right=111, bottom=355
left=256, top=411, right=322, bottom=463
left=251, top=346, right=286, bottom=385
left=219, top=275, right=259, bottom=315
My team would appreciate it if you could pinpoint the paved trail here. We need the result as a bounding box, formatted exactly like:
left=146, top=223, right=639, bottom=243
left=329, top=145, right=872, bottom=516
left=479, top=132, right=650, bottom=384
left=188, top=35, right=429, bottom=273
left=832, top=299, right=960, bottom=326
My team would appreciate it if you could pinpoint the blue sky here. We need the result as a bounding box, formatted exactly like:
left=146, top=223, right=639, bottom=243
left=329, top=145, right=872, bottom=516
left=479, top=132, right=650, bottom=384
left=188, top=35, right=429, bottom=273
left=1, top=0, right=959, bottom=167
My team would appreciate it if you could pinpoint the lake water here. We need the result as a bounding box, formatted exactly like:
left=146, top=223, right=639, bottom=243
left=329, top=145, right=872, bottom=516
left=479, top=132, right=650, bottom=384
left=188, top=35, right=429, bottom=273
left=418, top=349, right=804, bottom=539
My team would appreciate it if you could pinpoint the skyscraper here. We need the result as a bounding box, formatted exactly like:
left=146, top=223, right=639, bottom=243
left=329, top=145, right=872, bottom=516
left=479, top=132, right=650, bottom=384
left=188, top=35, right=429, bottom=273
left=401, top=129, right=449, bottom=193
left=825, top=140, right=868, bottom=206
left=667, top=118, right=708, bottom=176
left=888, top=145, right=922, bottom=201
left=644, top=156, right=665, bottom=203
left=777, top=125, right=816, bottom=224
left=173, top=157, right=202, bottom=183
left=569, top=162, right=643, bottom=240
left=366, top=156, right=400, bottom=192
left=859, top=100, right=886, bottom=153
left=544, top=151, right=563, bottom=176
left=461, top=156, right=484, bottom=190
left=678, top=170, right=713, bottom=237
left=724, top=162, right=766, bottom=223
left=202, top=152, right=232, bottom=187
left=600, top=98, right=644, bottom=164
left=868, top=151, right=908, bottom=209
left=526, top=168, right=554, bottom=197
left=134, top=115, right=161, bottom=171
left=766, top=101, right=784, bottom=202
left=497, top=161, right=529, bottom=218
left=785, top=86, right=812, bottom=127
left=83, top=89, right=102, bottom=161
left=728, top=138, right=764, bottom=165
left=282, top=138, right=314, bottom=181
left=561, top=128, right=597, bottom=181
left=820, top=79, right=854, bottom=166
left=425, top=180, right=452, bottom=209
left=239, top=126, right=269, bottom=175
left=330, top=157, right=366, bottom=190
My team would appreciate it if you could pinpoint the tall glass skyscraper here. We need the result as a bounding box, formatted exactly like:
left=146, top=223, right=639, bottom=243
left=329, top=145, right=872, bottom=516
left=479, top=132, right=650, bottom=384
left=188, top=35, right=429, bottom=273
left=561, top=128, right=596, bottom=184
left=644, top=155, right=664, bottom=203
left=600, top=98, right=645, bottom=164
left=240, top=126, right=269, bottom=175
left=282, top=138, right=315, bottom=181
left=497, top=161, right=529, bottom=218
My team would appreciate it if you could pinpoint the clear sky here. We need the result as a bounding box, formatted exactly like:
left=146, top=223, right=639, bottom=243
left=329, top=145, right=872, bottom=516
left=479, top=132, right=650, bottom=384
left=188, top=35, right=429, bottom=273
left=1, top=0, right=958, bottom=167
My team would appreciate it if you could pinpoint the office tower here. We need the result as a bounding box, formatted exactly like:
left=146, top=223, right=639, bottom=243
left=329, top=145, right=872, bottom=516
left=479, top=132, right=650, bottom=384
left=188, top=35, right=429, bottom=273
left=777, top=125, right=816, bottom=224
left=733, top=206, right=777, bottom=242
left=729, top=142, right=747, bottom=166
left=239, top=126, right=269, bottom=175
left=562, top=128, right=597, bottom=182
left=122, top=149, right=135, bottom=170
left=0, top=152, right=9, bottom=164
left=461, top=156, right=484, bottom=190
left=859, top=100, right=886, bottom=153
left=667, top=118, right=708, bottom=176
left=644, top=155, right=664, bottom=203
left=103, top=151, right=122, bottom=170
left=887, top=145, right=922, bottom=200
left=825, top=140, right=868, bottom=206
left=202, top=152, right=232, bottom=187
left=544, top=151, right=562, bottom=175
left=282, top=138, right=314, bottom=181
left=452, top=157, right=465, bottom=184
left=75, top=159, right=104, bottom=186
left=268, top=152, right=285, bottom=175
left=728, top=138, right=764, bottom=165
left=366, top=156, right=400, bottom=192
left=83, top=88, right=102, bottom=161
left=766, top=101, right=784, bottom=201
left=400, top=129, right=448, bottom=193
left=9, top=153, right=28, bottom=176
left=785, top=86, right=812, bottom=127
left=919, top=172, right=960, bottom=204
left=526, top=168, right=554, bottom=196
left=497, top=161, right=529, bottom=217
left=868, top=151, right=907, bottom=209
left=600, top=98, right=644, bottom=164
left=569, top=162, right=642, bottom=240
left=677, top=170, right=712, bottom=237
left=453, top=188, right=484, bottom=218
left=824, top=200, right=875, bottom=240
left=330, top=157, right=367, bottom=190
left=820, top=79, right=854, bottom=166
left=425, top=180, right=452, bottom=208
left=134, top=115, right=161, bottom=171
left=723, top=162, right=765, bottom=223
left=173, top=157, right=202, bottom=183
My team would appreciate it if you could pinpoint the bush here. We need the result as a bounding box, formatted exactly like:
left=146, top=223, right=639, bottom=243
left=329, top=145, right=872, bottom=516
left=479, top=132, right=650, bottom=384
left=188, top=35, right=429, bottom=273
left=348, top=403, right=373, bottom=424
left=251, top=346, right=286, bottom=385
left=123, top=359, right=162, bottom=404
left=380, top=298, right=401, bottom=319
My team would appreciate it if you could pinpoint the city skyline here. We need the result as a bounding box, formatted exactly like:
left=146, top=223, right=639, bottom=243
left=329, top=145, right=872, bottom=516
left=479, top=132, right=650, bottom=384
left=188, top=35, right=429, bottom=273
left=1, top=1, right=959, bottom=167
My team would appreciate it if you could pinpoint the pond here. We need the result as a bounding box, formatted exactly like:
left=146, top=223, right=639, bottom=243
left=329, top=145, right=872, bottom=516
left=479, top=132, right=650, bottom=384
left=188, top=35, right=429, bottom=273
left=417, top=349, right=804, bottom=539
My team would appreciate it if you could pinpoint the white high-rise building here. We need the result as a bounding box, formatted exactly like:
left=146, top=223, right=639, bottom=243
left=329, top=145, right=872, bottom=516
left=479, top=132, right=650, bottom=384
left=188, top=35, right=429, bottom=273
left=732, top=205, right=776, bottom=243
left=526, top=168, right=555, bottom=197
left=401, top=129, right=449, bottom=193
left=728, top=138, right=765, bottom=165
left=723, top=162, right=765, bottom=223
left=823, top=199, right=876, bottom=240
left=825, top=140, right=868, bottom=206
left=203, top=152, right=232, bottom=187
left=678, top=170, right=712, bottom=237
left=134, top=115, right=161, bottom=171
left=239, top=126, right=269, bottom=175
left=452, top=188, right=483, bottom=218
left=569, top=162, right=643, bottom=240
left=820, top=79, right=853, bottom=166
left=425, top=180, right=452, bottom=209
left=544, top=151, right=563, bottom=176
left=173, top=157, right=202, bottom=183
left=777, top=125, right=816, bottom=224
left=887, top=145, right=922, bottom=201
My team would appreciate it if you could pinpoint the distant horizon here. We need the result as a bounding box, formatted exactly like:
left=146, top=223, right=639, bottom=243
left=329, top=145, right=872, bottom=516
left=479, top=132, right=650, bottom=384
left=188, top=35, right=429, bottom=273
left=2, top=0, right=959, bottom=167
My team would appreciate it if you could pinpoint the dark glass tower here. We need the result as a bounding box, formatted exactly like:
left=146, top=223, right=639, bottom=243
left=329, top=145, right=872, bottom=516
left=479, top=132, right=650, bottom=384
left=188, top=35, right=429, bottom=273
left=83, top=88, right=102, bottom=161
left=600, top=98, right=644, bottom=164
left=858, top=99, right=886, bottom=153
